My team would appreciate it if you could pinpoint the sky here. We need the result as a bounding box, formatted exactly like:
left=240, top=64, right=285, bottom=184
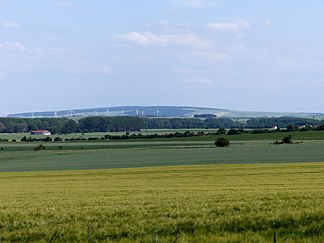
left=1, top=0, right=324, bottom=114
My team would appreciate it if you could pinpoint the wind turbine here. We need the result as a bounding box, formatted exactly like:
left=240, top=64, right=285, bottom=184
left=30, top=108, right=39, bottom=118
left=3, top=108, right=9, bottom=118
left=67, top=110, right=74, bottom=118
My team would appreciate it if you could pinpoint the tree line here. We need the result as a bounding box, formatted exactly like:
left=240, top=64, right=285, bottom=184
left=0, top=116, right=323, bottom=134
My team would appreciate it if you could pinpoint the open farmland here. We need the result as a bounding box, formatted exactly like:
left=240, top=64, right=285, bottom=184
left=1, top=140, right=324, bottom=172
left=0, top=134, right=323, bottom=242
left=3, top=129, right=324, bottom=142
left=0, top=163, right=323, bottom=242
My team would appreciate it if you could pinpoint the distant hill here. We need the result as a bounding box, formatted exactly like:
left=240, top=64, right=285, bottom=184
left=7, top=106, right=324, bottom=119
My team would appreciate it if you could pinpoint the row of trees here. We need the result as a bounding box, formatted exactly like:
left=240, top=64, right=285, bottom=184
left=142, top=117, right=237, bottom=129
left=245, top=117, right=322, bottom=128
left=0, top=116, right=324, bottom=134
left=0, top=118, right=76, bottom=134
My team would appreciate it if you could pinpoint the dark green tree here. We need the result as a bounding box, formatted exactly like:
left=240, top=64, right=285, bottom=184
left=215, top=138, right=230, bottom=147
left=282, top=135, right=292, bottom=144
left=216, top=128, right=226, bottom=135
left=45, top=137, right=53, bottom=142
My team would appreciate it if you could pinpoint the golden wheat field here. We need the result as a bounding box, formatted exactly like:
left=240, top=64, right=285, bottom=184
left=0, top=163, right=323, bottom=242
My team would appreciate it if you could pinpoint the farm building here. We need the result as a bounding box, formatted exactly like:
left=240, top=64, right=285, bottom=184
left=31, top=130, right=51, bottom=135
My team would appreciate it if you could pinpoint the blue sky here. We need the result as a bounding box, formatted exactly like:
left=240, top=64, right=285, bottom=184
left=1, top=0, right=324, bottom=114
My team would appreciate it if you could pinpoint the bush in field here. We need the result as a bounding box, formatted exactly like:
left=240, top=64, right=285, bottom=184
left=273, top=135, right=293, bottom=145
left=54, top=137, right=63, bottom=142
left=34, top=144, right=46, bottom=151
left=282, top=135, right=292, bottom=144
left=215, top=138, right=230, bottom=147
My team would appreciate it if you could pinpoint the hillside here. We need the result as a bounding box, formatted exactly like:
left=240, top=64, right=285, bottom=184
left=7, top=106, right=324, bottom=119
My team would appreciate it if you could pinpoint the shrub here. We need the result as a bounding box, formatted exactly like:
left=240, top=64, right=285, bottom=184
left=215, top=138, right=230, bottom=147
left=216, top=128, right=226, bottom=135
left=54, top=137, right=63, bottom=142
left=45, top=137, right=53, bottom=142
left=274, top=135, right=293, bottom=145
left=34, top=144, right=46, bottom=151
left=227, top=129, right=243, bottom=135
left=282, top=135, right=292, bottom=144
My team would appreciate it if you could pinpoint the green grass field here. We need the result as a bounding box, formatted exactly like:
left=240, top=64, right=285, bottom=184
left=1, top=140, right=324, bottom=172
left=0, top=163, right=323, bottom=242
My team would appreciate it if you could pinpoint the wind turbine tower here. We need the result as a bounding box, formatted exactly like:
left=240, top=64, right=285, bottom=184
left=68, top=110, right=74, bottom=118
left=3, top=108, right=9, bottom=118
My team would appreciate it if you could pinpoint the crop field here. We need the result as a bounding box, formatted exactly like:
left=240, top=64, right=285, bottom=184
left=1, top=140, right=324, bottom=172
left=2, top=129, right=324, bottom=142
left=0, top=163, right=323, bottom=242
left=0, top=133, right=323, bottom=242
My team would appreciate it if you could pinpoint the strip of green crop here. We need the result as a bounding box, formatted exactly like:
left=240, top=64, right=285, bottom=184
left=1, top=140, right=324, bottom=172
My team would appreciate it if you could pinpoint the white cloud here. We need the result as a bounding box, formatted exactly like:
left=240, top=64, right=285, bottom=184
left=186, top=76, right=212, bottom=84
left=172, top=68, right=194, bottom=75
left=175, top=0, right=217, bottom=7
left=176, top=0, right=205, bottom=7
left=91, top=64, right=112, bottom=74
left=0, top=42, right=25, bottom=51
left=173, top=69, right=212, bottom=84
left=58, top=63, right=112, bottom=74
left=56, top=1, right=74, bottom=8
left=1, top=21, right=21, bottom=28
left=265, top=20, right=272, bottom=26
left=115, top=32, right=208, bottom=48
left=31, top=48, right=112, bottom=74
left=187, top=51, right=231, bottom=60
left=0, top=44, right=112, bottom=75
left=208, top=18, right=250, bottom=31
